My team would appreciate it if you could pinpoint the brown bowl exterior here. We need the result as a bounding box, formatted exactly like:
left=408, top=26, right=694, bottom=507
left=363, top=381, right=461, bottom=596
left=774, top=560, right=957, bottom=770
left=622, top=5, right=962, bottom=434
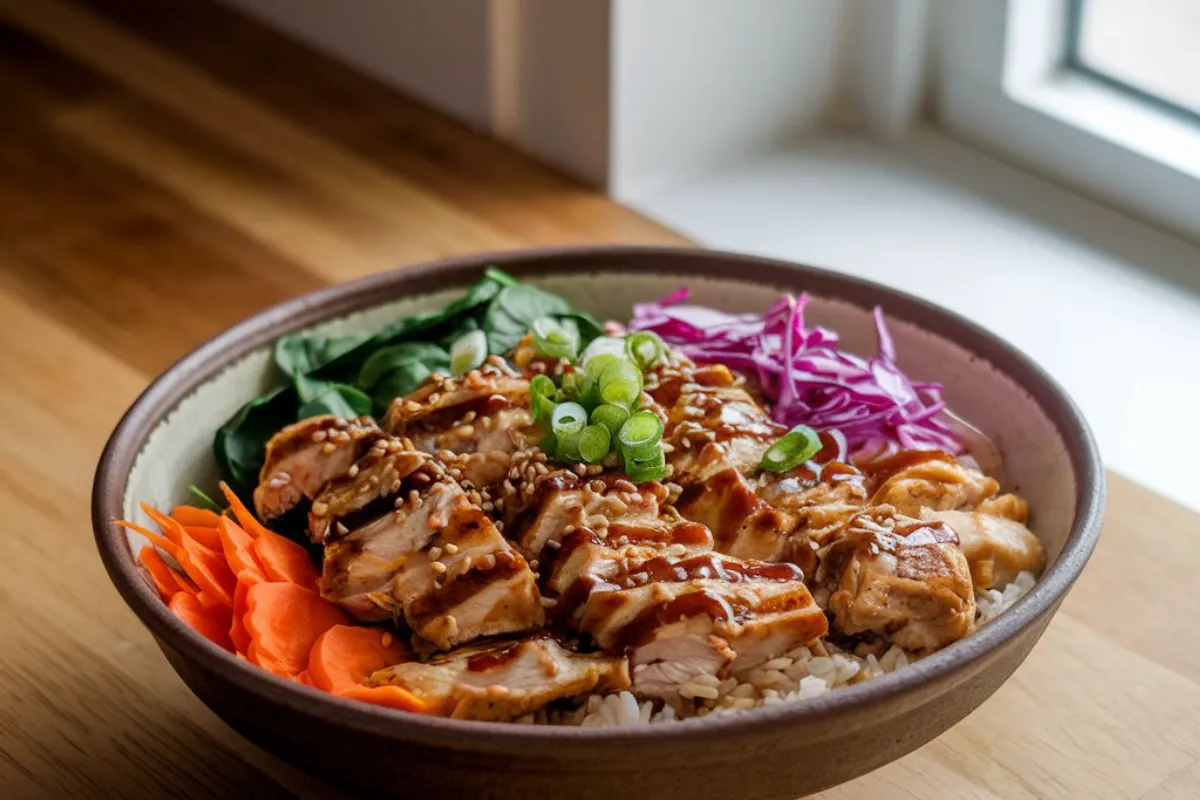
left=94, top=246, right=1103, bottom=800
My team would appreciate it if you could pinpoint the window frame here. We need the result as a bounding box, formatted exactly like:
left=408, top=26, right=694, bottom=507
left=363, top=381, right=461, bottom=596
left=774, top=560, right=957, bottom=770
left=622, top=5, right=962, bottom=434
left=937, top=0, right=1200, bottom=242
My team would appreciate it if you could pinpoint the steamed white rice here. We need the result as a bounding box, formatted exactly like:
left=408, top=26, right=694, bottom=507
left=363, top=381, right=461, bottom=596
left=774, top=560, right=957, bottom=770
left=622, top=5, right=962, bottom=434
left=535, top=570, right=1038, bottom=727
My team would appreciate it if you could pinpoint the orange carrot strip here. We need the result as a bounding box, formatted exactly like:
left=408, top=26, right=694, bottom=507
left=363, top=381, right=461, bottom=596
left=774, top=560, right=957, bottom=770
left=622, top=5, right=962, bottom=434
left=182, top=525, right=222, bottom=551
left=308, top=626, right=409, bottom=694
left=115, top=520, right=182, bottom=562
left=218, top=482, right=273, bottom=540
left=138, top=546, right=197, bottom=601
left=252, top=533, right=319, bottom=589
left=169, top=592, right=235, bottom=652
left=141, top=504, right=190, bottom=547
left=178, top=533, right=236, bottom=608
left=339, top=685, right=428, bottom=714
left=243, top=582, right=348, bottom=678
left=171, top=505, right=222, bottom=528
left=217, top=517, right=267, bottom=581
left=230, top=570, right=263, bottom=656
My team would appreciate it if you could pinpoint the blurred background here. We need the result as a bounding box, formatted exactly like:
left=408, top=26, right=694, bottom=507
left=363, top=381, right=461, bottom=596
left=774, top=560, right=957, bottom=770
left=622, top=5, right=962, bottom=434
left=3, top=0, right=1198, bottom=515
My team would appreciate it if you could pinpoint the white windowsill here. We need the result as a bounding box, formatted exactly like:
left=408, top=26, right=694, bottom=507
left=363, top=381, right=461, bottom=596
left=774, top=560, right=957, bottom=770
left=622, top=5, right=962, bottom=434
left=625, top=130, right=1200, bottom=513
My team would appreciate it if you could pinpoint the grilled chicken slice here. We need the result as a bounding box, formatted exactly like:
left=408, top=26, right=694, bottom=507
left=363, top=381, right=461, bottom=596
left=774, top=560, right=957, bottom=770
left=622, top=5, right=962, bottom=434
left=662, top=377, right=783, bottom=486
left=383, top=365, right=533, bottom=488
left=820, top=506, right=975, bottom=652
left=308, top=439, right=433, bottom=543
left=254, top=415, right=383, bottom=520
left=867, top=453, right=1026, bottom=521
left=316, top=446, right=544, bottom=649
left=920, top=509, right=1045, bottom=589
left=369, top=635, right=630, bottom=721
left=544, top=524, right=827, bottom=697
left=509, top=470, right=668, bottom=560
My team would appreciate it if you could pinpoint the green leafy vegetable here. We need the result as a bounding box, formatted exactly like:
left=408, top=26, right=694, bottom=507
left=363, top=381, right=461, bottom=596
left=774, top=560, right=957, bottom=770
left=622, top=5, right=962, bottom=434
left=188, top=485, right=225, bottom=514
left=484, top=284, right=572, bottom=355
left=212, top=267, right=590, bottom=498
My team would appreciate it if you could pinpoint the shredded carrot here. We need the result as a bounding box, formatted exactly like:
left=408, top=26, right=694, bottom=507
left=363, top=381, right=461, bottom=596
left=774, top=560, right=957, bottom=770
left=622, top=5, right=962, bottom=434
left=169, top=592, right=235, bottom=652
left=218, top=482, right=273, bottom=540
left=339, top=685, right=428, bottom=714
left=252, top=533, right=319, bottom=589
left=182, top=525, right=223, bottom=551
left=137, top=546, right=196, bottom=601
left=217, top=517, right=267, bottom=581
left=243, top=582, right=348, bottom=678
left=115, top=520, right=182, bottom=562
left=141, top=504, right=189, bottom=547
left=178, top=533, right=236, bottom=608
left=308, top=625, right=409, bottom=694
left=229, top=570, right=265, bottom=656
left=171, top=505, right=222, bottom=528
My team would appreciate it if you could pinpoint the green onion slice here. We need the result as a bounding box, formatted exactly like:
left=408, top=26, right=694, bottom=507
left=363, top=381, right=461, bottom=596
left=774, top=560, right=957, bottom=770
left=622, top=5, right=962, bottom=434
left=623, top=448, right=667, bottom=483
left=551, top=402, right=588, bottom=438
left=449, top=329, right=488, bottom=376
left=617, top=411, right=663, bottom=455
left=578, top=424, right=612, bottom=464
left=625, top=331, right=665, bottom=369
left=532, top=316, right=579, bottom=361
left=556, top=429, right=582, bottom=462
left=590, top=403, right=630, bottom=438
left=759, top=424, right=822, bottom=472
left=530, top=374, right=557, bottom=422
left=584, top=353, right=620, bottom=381
left=559, top=369, right=593, bottom=402
left=598, top=358, right=642, bottom=407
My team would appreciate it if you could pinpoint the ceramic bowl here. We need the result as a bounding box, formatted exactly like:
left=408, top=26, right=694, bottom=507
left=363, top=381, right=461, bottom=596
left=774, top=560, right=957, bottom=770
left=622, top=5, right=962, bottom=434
left=92, top=246, right=1103, bottom=800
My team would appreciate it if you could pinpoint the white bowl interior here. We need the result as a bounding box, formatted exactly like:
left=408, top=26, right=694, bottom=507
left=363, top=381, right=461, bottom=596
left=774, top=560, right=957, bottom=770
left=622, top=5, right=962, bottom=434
left=122, top=272, right=1076, bottom=567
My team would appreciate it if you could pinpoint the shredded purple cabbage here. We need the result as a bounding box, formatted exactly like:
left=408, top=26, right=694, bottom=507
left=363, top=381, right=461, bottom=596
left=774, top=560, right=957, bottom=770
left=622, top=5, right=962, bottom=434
left=629, top=289, right=962, bottom=460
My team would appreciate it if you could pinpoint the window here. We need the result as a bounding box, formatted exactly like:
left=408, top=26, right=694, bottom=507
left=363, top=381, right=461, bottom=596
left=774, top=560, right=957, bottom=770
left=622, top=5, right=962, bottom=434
left=1071, top=0, right=1200, bottom=120
left=938, top=0, right=1200, bottom=242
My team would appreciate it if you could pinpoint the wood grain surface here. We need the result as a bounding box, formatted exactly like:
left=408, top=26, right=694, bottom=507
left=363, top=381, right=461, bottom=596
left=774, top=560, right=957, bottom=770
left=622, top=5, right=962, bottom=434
left=0, top=0, right=1195, bottom=798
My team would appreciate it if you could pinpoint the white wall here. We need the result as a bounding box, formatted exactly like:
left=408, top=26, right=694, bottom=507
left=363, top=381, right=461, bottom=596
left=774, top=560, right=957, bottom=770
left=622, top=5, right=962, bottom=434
left=609, top=0, right=844, bottom=199
left=218, top=0, right=494, bottom=129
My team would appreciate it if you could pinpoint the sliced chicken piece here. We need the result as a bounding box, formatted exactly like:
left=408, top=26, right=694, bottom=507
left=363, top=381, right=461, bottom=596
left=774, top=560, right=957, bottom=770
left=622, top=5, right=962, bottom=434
left=384, top=366, right=533, bottom=491
left=253, top=415, right=383, bottom=520
left=544, top=525, right=826, bottom=698
left=664, top=383, right=783, bottom=486
left=820, top=506, right=975, bottom=652
left=920, top=509, right=1045, bottom=589
left=676, top=469, right=789, bottom=562
left=322, top=481, right=544, bottom=647
left=509, top=470, right=667, bottom=560
left=866, top=452, right=1025, bottom=521
left=308, top=440, right=434, bottom=543
left=369, top=635, right=630, bottom=721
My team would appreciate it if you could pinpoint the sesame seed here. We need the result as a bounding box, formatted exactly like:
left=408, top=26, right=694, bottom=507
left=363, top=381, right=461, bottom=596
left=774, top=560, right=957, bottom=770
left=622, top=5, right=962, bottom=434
left=430, top=561, right=447, bottom=575
left=348, top=464, right=360, bottom=478
left=428, top=546, right=443, bottom=560
left=444, top=543, right=459, bottom=555
left=381, top=632, right=393, bottom=647
left=311, top=430, right=328, bottom=442
left=312, top=502, right=329, bottom=516
left=322, top=443, right=337, bottom=455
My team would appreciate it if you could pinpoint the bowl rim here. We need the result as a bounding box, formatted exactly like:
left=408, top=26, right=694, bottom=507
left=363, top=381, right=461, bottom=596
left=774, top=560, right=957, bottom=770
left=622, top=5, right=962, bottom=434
left=92, top=245, right=1104, bottom=752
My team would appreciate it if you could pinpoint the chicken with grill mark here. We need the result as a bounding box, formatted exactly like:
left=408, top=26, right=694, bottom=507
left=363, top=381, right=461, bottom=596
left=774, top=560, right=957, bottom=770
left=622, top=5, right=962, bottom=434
left=254, top=415, right=383, bottom=521
left=919, top=509, right=1044, bottom=589
left=384, top=365, right=532, bottom=490
left=819, top=506, right=975, bottom=652
left=369, top=634, right=630, bottom=721
left=543, top=519, right=827, bottom=698
left=313, top=442, right=544, bottom=649
left=867, top=452, right=1027, bottom=521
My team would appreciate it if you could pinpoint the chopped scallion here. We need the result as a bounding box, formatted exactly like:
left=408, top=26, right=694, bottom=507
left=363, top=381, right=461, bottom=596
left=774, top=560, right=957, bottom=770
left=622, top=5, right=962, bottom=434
left=759, top=424, right=822, bottom=472
left=449, top=329, right=487, bottom=376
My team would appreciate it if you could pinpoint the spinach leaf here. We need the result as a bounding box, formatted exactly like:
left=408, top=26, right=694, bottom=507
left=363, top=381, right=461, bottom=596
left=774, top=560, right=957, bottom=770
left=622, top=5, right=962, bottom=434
left=357, top=342, right=449, bottom=390
left=484, top=284, right=571, bottom=354
left=294, top=374, right=372, bottom=419
left=274, top=333, right=365, bottom=378
left=213, top=385, right=296, bottom=498
left=368, top=364, right=433, bottom=414
left=557, top=311, right=605, bottom=350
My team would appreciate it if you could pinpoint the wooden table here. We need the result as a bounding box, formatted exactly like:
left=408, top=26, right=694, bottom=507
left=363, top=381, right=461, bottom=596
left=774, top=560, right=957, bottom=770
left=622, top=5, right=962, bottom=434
left=1, top=0, right=1197, bottom=797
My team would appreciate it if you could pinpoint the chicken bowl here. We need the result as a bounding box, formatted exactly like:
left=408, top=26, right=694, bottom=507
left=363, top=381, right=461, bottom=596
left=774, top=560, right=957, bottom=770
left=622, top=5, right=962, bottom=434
left=93, top=246, right=1103, bottom=800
